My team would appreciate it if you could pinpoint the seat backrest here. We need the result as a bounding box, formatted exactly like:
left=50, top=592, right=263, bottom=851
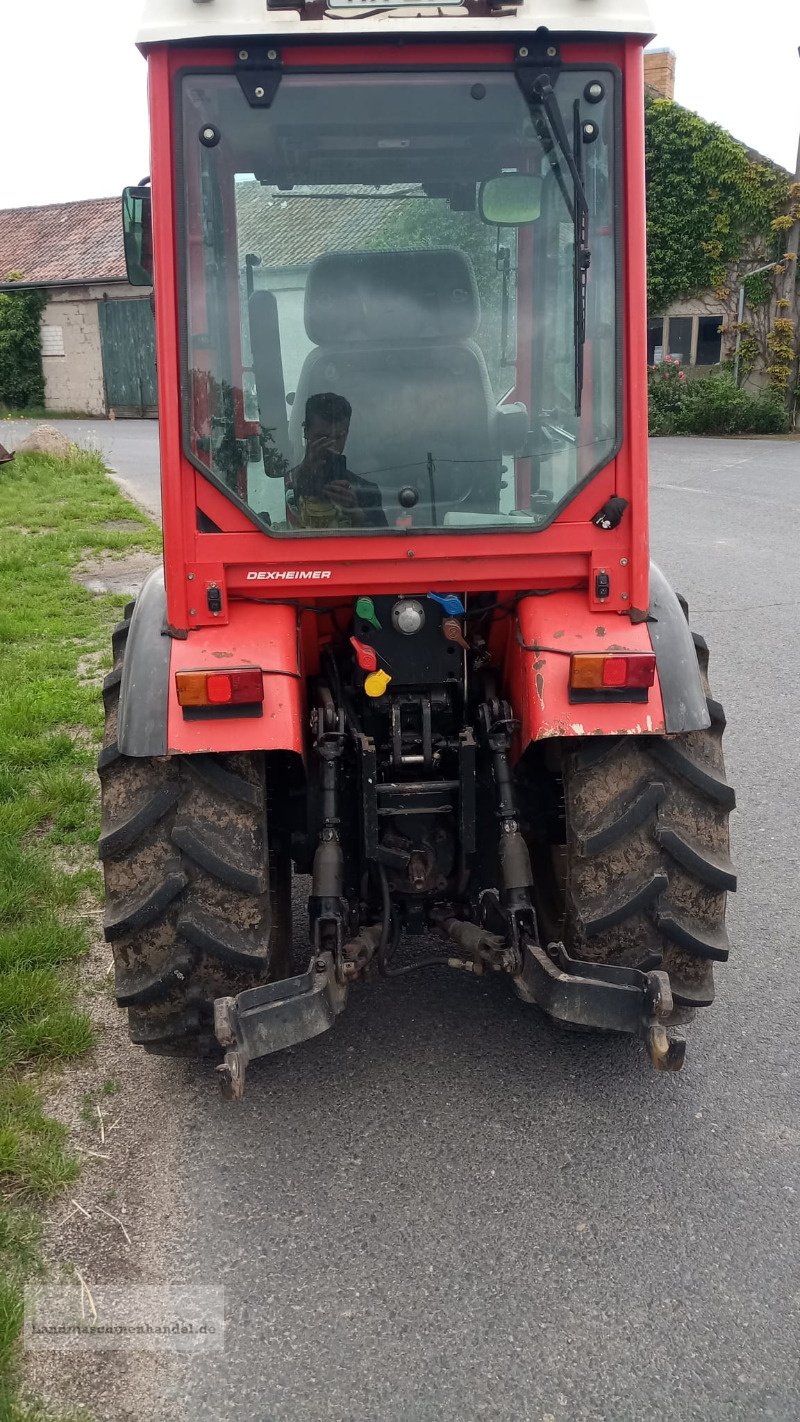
left=288, top=249, right=501, bottom=524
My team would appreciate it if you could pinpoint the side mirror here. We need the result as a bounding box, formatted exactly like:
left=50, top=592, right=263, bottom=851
left=122, top=185, right=153, bottom=287
left=479, top=175, right=542, bottom=227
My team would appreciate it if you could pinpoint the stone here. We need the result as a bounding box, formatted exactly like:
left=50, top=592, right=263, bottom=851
left=15, top=425, right=75, bottom=458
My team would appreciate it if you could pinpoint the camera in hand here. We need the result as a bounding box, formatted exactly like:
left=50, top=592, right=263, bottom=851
left=308, top=450, right=347, bottom=499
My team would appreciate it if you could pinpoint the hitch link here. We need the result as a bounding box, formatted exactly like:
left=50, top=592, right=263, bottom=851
left=214, top=951, right=347, bottom=1100
left=514, top=941, right=686, bottom=1073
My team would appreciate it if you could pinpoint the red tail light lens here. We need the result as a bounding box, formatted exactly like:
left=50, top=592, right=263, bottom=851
left=570, top=654, right=656, bottom=691
left=616, top=655, right=657, bottom=689
left=205, top=674, right=234, bottom=704
left=600, top=657, right=628, bottom=688
left=176, top=668, right=264, bottom=708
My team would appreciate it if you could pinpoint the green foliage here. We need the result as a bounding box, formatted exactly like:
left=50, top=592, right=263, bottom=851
left=364, top=200, right=500, bottom=299
left=731, top=326, right=760, bottom=384
left=767, top=317, right=796, bottom=389
left=648, top=360, right=790, bottom=436
left=645, top=100, right=790, bottom=313
left=647, top=354, right=689, bottom=430
left=0, top=285, right=47, bottom=411
left=742, top=270, right=774, bottom=307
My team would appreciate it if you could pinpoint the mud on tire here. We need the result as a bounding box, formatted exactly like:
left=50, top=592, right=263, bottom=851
left=530, top=632, right=736, bottom=1010
left=98, top=605, right=291, bottom=1055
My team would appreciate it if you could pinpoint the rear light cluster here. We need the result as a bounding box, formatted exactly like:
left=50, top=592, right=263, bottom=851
left=176, top=668, right=264, bottom=708
left=570, top=654, right=656, bottom=691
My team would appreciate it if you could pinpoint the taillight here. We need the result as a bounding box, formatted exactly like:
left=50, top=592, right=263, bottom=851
left=175, top=668, right=264, bottom=708
left=570, top=654, right=657, bottom=691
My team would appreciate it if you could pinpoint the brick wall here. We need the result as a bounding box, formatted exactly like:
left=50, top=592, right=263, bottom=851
left=644, top=49, right=676, bottom=101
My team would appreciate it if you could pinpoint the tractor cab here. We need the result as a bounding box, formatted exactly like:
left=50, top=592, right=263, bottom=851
left=148, top=50, right=617, bottom=538
left=101, top=1, right=736, bottom=1095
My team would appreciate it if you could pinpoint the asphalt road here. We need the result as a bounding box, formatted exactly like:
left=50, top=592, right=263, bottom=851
left=15, top=420, right=800, bottom=1418
left=161, top=437, right=797, bottom=1421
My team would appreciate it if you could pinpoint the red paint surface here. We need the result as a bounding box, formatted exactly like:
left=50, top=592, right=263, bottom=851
left=146, top=35, right=653, bottom=749
left=149, top=50, right=192, bottom=632
left=506, top=592, right=666, bottom=749
left=166, top=602, right=304, bottom=754
left=621, top=38, right=651, bottom=614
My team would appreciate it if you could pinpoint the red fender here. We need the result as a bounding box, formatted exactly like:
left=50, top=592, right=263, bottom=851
left=505, top=592, right=667, bottom=750
left=167, top=602, right=303, bottom=756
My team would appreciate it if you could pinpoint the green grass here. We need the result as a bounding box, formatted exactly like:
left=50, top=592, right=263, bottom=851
left=0, top=448, right=160, bottom=1416
left=0, top=408, right=89, bottom=423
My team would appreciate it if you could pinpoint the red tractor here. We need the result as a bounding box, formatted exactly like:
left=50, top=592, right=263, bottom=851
left=103, top=0, right=735, bottom=1095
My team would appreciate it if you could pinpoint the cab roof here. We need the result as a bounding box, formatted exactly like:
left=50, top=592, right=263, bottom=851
left=137, top=0, right=656, bottom=46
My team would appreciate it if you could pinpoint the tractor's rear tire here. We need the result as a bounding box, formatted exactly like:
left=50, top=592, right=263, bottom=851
left=529, top=633, right=736, bottom=1010
left=98, top=604, right=291, bottom=1056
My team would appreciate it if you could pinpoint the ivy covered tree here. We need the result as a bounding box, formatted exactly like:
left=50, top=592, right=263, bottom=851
left=645, top=99, right=789, bottom=314
left=0, top=276, right=47, bottom=410
left=646, top=101, right=799, bottom=407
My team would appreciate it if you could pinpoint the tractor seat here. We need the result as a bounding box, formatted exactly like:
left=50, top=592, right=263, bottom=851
left=288, top=249, right=502, bottom=525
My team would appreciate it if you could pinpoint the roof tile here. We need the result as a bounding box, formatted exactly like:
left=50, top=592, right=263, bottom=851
left=235, top=184, right=398, bottom=268
left=0, top=197, right=127, bottom=286
left=0, top=185, right=409, bottom=289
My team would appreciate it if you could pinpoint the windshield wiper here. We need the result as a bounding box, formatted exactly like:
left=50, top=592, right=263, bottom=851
left=527, top=74, right=591, bottom=416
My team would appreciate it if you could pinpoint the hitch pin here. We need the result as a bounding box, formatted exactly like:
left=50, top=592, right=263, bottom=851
left=644, top=971, right=685, bottom=1072
left=646, top=1022, right=686, bottom=1072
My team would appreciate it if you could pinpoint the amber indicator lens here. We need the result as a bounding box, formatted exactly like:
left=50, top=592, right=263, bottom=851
left=570, top=654, right=656, bottom=691
left=175, top=668, right=264, bottom=707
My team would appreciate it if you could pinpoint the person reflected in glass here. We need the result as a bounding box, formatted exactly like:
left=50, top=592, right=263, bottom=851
left=288, top=393, right=386, bottom=530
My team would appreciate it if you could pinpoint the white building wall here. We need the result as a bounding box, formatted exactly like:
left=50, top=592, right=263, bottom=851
left=40, top=282, right=148, bottom=416
left=41, top=289, right=105, bottom=415
left=658, top=295, right=772, bottom=392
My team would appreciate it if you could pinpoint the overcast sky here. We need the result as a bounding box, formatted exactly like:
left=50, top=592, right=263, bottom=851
left=1, top=0, right=798, bottom=210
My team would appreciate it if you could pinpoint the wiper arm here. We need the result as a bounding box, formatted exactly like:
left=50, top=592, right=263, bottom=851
left=572, top=96, right=591, bottom=417
left=530, top=75, right=589, bottom=216
left=528, top=75, right=591, bottom=416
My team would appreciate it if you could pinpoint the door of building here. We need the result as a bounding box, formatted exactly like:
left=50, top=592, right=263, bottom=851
left=99, top=297, right=158, bottom=417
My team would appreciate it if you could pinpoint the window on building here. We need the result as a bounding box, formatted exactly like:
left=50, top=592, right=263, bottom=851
left=647, top=319, right=664, bottom=365
left=668, top=317, right=693, bottom=365
left=695, top=315, right=723, bottom=366
left=41, top=326, right=65, bottom=357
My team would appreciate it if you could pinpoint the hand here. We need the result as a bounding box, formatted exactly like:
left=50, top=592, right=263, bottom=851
left=309, top=434, right=340, bottom=456
left=326, top=479, right=358, bottom=510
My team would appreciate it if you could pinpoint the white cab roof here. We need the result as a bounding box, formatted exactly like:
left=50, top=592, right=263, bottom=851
left=138, top=0, right=655, bottom=46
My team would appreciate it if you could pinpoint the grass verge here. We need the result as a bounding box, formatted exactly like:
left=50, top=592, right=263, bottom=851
left=1, top=411, right=89, bottom=424
left=0, top=449, right=160, bottom=1418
